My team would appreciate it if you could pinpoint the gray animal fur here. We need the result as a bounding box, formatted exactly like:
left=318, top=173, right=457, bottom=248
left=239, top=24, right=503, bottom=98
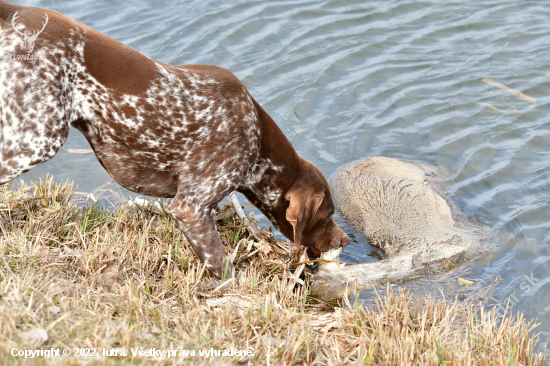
left=310, top=157, right=495, bottom=299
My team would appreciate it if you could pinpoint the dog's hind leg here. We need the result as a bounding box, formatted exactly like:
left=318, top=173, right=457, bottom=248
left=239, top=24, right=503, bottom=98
left=166, top=198, right=234, bottom=282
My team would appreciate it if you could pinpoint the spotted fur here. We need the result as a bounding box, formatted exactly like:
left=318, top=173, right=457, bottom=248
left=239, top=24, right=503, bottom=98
left=0, top=2, right=348, bottom=278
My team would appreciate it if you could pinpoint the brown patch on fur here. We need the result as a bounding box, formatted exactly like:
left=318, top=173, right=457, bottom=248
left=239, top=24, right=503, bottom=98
left=83, top=28, right=157, bottom=95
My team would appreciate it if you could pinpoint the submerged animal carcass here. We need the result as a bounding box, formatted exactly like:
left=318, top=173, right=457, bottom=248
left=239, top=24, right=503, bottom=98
left=310, top=157, right=495, bottom=299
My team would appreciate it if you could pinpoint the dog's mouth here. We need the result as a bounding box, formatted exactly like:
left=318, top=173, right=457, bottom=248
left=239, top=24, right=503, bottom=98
left=307, top=248, right=322, bottom=257
left=307, top=233, right=349, bottom=258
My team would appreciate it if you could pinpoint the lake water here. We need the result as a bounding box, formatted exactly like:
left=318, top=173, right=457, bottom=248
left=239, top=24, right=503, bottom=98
left=16, top=0, right=550, bottom=348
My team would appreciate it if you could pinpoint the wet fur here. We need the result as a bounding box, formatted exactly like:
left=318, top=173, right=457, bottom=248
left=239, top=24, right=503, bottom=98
left=310, top=157, right=495, bottom=299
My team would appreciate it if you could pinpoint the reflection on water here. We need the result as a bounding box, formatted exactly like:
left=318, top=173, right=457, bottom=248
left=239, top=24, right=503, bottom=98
left=366, top=250, right=383, bottom=261
left=15, top=0, right=550, bottom=348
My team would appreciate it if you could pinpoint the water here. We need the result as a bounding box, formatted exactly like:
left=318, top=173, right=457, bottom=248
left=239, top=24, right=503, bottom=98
left=15, top=0, right=550, bottom=348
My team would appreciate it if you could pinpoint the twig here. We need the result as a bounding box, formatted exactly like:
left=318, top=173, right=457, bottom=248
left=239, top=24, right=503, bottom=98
left=229, top=239, right=242, bottom=263
left=228, top=192, right=259, bottom=235
left=482, top=78, right=537, bottom=103
left=286, top=250, right=308, bottom=292
left=212, top=278, right=234, bottom=292
left=229, top=192, right=246, bottom=219
left=290, top=258, right=355, bottom=266
left=192, top=263, right=207, bottom=289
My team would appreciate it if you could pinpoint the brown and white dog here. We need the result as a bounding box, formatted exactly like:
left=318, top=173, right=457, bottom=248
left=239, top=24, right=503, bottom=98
left=0, top=1, right=349, bottom=280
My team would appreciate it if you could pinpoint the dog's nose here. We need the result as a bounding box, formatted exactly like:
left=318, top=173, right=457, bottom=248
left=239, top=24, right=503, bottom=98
left=341, top=235, right=350, bottom=247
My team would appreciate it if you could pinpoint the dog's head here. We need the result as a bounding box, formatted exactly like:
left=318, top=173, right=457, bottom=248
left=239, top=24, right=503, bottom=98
left=284, top=159, right=349, bottom=257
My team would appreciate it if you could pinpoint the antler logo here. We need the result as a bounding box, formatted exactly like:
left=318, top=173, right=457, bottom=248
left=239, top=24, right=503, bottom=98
left=11, top=11, right=48, bottom=54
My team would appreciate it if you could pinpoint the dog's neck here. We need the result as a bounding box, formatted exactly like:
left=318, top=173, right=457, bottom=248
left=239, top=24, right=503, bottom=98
left=237, top=100, right=301, bottom=239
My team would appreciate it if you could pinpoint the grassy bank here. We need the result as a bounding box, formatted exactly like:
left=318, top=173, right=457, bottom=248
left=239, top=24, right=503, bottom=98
left=0, top=177, right=546, bottom=365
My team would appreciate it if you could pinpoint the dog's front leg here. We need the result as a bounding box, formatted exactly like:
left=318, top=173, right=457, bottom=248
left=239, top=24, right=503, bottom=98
left=166, top=198, right=234, bottom=281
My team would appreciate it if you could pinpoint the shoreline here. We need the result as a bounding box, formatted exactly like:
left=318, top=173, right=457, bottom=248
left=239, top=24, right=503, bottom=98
left=0, top=177, right=546, bottom=365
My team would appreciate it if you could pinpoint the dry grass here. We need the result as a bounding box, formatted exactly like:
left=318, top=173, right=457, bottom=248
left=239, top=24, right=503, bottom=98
left=0, top=177, right=546, bottom=365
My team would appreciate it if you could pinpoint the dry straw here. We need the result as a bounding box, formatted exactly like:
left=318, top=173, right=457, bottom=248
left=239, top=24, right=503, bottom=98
left=0, top=177, right=546, bottom=365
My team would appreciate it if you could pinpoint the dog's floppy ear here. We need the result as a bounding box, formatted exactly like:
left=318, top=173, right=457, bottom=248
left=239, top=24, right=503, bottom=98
left=285, top=180, right=325, bottom=250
